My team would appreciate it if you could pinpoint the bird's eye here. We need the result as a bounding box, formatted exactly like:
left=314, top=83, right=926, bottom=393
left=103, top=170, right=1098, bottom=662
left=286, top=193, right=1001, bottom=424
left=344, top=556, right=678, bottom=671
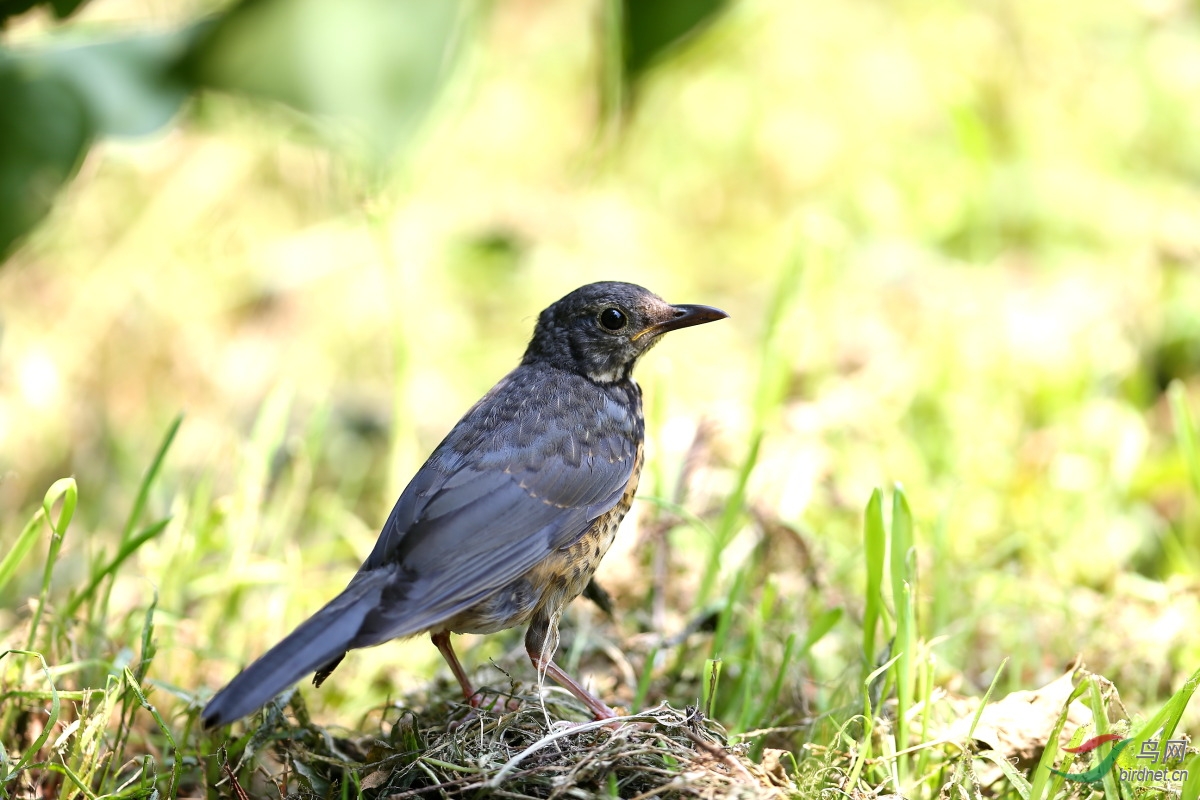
left=599, top=308, right=627, bottom=331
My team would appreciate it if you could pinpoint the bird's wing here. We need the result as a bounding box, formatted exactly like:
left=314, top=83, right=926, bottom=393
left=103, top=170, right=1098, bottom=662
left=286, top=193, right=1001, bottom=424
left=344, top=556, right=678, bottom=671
left=349, top=371, right=638, bottom=645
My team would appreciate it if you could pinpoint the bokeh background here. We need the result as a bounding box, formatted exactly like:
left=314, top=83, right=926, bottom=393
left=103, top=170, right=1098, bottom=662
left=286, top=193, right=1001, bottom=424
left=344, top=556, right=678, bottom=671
left=3, top=0, right=1200, bottom=771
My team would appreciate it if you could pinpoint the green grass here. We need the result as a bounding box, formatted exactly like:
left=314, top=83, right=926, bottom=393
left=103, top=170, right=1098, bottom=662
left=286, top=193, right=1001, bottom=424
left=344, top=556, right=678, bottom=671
left=4, top=0, right=1200, bottom=796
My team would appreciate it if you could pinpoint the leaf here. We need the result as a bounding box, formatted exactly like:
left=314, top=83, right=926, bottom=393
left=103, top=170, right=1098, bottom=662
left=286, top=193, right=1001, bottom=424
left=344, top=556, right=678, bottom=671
left=0, top=500, right=45, bottom=593
left=862, top=489, right=885, bottom=668
left=0, top=31, right=192, bottom=259
left=1183, top=753, right=1200, bottom=800
left=0, top=0, right=39, bottom=27
left=46, top=0, right=88, bottom=18
left=0, top=0, right=90, bottom=27
left=21, top=30, right=194, bottom=137
left=0, top=51, right=93, bottom=259
left=975, top=749, right=1032, bottom=800
left=953, top=668, right=1094, bottom=769
left=180, top=0, right=463, bottom=158
left=622, top=0, right=729, bottom=81
left=0, top=0, right=91, bottom=22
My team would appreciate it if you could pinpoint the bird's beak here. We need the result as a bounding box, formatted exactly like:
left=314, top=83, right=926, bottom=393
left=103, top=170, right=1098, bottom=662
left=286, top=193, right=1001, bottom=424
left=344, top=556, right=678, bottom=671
left=632, top=303, right=729, bottom=342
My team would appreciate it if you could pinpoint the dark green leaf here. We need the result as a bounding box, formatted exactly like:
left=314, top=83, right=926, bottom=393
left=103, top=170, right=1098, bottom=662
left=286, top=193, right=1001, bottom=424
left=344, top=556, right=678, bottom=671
left=0, top=0, right=91, bottom=26
left=0, top=51, right=93, bottom=259
left=47, top=0, right=88, bottom=19
left=0, top=0, right=39, bottom=27
left=622, top=0, right=729, bottom=81
left=0, top=30, right=192, bottom=260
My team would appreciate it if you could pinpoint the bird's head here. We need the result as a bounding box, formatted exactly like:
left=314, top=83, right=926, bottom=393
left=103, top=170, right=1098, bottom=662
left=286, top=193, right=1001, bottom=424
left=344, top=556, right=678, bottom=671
left=521, top=281, right=728, bottom=383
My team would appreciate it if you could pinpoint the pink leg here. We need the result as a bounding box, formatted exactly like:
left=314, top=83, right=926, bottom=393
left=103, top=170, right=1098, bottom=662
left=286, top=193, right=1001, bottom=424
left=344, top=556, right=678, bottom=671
left=431, top=631, right=481, bottom=706
left=526, top=643, right=618, bottom=720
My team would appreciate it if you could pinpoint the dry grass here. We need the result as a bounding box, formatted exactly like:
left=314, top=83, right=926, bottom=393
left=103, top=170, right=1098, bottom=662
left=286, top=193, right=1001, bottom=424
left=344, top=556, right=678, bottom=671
left=208, top=691, right=796, bottom=799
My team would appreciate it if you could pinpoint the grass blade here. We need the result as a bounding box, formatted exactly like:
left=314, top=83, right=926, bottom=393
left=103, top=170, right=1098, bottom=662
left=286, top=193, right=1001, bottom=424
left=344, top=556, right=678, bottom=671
left=1029, top=669, right=1089, bottom=800
left=0, top=507, right=46, bottom=594
left=27, top=479, right=77, bottom=651
left=61, top=518, right=171, bottom=621
left=1085, top=678, right=1121, bottom=800
left=119, top=414, right=183, bottom=546
left=100, top=414, right=182, bottom=621
left=697, top=431, right=761, bottom=605
left=703, top=658, right=722, bottom=720
left=1182, top=753, right=1200, bottom=800
left=1123, top=664, right=1200, bottom=768
left=975, top=749, right=1031, bottom=799
left=862, top=489, right=885, bottom=679
left=890, top=487, right=915, bottom=764
left=697, top=253, right=803, bottom=607
left=123, top=667, right=180, bottom=797
left=0, top=650, right=62, bottom=779
left=633, top=644, right=659, bottom=711
left=966, top=659, right=1008, bottom=741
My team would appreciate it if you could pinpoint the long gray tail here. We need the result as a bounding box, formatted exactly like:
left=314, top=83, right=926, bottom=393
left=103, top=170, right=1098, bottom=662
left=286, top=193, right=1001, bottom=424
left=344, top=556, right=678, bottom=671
left=200, top=571, right=388, bottom=729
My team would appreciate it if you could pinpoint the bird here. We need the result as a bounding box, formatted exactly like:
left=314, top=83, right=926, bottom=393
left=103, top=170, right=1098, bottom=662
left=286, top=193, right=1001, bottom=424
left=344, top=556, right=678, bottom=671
left=200, top=281, right=727, bottom=728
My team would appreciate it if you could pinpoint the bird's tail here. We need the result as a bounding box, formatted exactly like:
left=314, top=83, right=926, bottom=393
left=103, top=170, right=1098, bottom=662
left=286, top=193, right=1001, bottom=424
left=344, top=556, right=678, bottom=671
left=200, top=570, right=389, bottom=729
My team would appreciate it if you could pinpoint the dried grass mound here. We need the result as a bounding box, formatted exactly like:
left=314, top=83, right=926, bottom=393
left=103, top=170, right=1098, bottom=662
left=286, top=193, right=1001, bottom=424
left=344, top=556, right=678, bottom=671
left=221, top=692, right=797, bottom=799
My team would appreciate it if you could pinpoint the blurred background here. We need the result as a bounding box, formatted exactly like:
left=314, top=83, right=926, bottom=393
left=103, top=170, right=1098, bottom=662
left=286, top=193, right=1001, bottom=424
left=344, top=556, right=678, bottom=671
left=2, top=0, right=1200, bottom=739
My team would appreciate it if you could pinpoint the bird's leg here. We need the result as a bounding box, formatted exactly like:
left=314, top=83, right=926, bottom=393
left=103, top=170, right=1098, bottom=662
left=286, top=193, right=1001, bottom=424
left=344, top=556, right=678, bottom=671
left=431, top=631, right=481, bottom=706
left=530, top=653, right=619, bottom=720
left=525, top=617, right=617, bottom=720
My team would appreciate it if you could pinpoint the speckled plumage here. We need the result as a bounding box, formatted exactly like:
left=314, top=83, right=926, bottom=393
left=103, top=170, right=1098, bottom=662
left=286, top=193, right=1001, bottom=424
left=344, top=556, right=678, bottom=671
left=201, top=282, right=726, bottom=728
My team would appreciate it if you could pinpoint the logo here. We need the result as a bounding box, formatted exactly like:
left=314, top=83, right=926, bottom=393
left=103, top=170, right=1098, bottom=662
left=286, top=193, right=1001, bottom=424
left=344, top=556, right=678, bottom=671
left=1051, top=734, right=1190, bottom=786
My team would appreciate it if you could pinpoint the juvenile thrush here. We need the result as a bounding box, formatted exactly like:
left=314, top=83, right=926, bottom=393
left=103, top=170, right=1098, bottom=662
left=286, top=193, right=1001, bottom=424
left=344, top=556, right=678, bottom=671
left=201, top=281, right=727, bottom=727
